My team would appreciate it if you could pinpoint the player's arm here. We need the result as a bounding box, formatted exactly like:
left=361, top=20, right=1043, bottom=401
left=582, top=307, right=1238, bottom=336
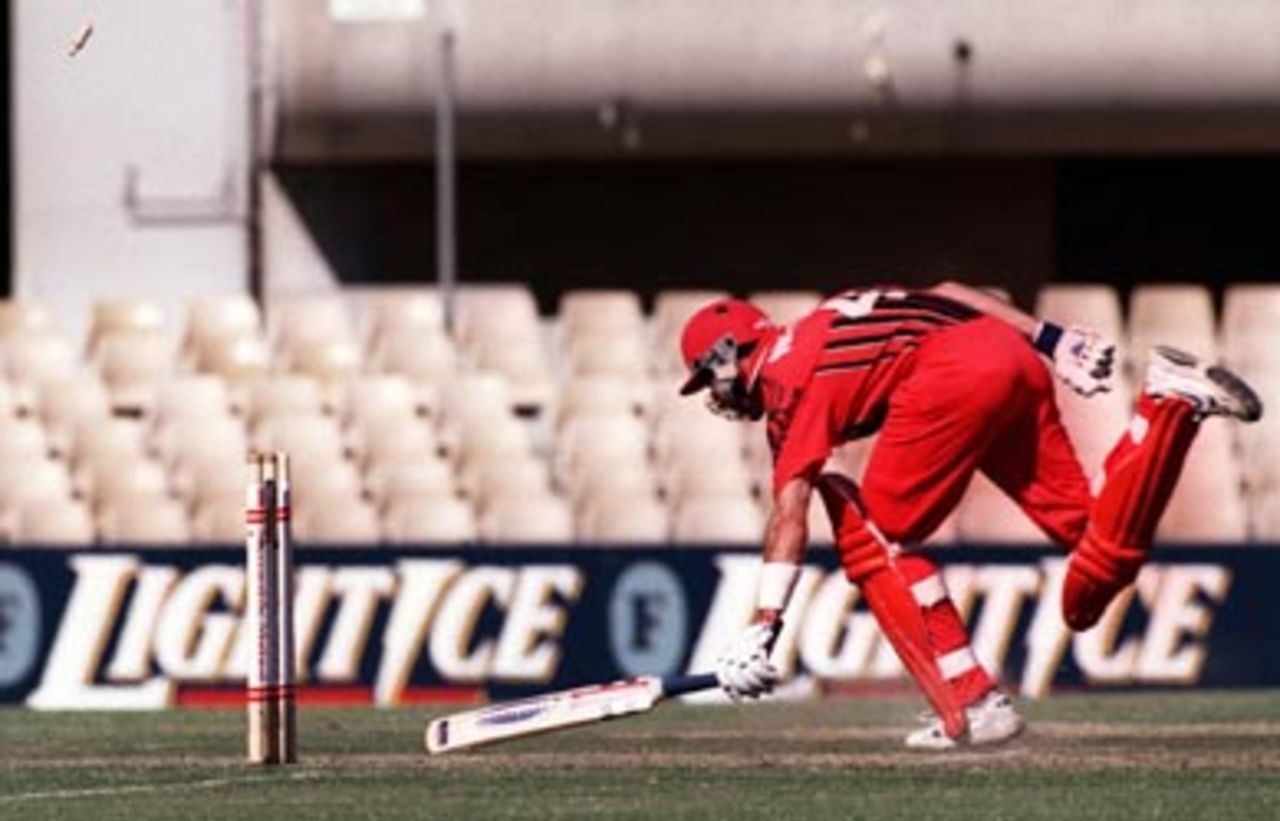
left=929, top=280, right=1116, bottom=397
left=756, top=475, right=812, bottom=624
left=714, top=474, right=812, bottom=702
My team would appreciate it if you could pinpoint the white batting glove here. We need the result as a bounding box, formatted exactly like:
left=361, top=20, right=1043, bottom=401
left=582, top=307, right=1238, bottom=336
left=1035, top=322, right=1116, bottom=397
left=715, top=620, right=782, bottom=702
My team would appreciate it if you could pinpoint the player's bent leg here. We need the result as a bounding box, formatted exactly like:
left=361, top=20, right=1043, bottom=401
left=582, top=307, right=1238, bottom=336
left=895, top=553, right=1024, bottom=750
left=816, top=473, right=969, bottom=743
left=1064, top=348, right=1264, bottom=631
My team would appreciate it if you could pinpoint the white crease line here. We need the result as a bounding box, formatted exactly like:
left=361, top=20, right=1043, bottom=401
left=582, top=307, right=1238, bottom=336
left=2, top=771, right=323, bottom=804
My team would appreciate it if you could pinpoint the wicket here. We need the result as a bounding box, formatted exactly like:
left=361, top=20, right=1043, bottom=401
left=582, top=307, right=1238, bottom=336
left=245, top=451, right=296, bottom=765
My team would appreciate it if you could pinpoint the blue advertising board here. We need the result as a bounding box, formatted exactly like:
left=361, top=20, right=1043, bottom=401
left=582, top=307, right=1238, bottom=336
left=0, top=545, right=1269, bottom=709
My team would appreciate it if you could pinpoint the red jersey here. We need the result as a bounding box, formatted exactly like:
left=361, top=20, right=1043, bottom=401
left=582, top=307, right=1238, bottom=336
left=760, top=287, right=981, bottom=494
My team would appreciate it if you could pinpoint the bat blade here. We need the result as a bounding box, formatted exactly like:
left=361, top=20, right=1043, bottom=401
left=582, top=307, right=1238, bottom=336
left=424, top=673, right=717, bottom=755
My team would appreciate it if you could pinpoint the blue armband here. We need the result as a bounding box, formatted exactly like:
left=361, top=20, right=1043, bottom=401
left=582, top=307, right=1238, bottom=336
left=1032, top=321, right=1063, bottom=357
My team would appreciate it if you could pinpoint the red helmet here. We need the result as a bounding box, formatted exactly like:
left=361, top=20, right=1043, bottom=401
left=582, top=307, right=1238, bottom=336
left=678, top=299, right=773, bottom=395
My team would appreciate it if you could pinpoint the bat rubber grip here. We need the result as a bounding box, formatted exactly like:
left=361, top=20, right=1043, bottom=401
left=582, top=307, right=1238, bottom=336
left=658, top=673, right=719, bottom=697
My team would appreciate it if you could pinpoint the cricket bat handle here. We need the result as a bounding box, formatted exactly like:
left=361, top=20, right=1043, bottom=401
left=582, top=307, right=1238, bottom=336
left=658, top=672, right=719, bottom=698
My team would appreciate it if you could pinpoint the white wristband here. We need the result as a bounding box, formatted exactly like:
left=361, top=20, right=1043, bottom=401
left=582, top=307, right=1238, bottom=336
left=757, top=562, right=801, bottom=613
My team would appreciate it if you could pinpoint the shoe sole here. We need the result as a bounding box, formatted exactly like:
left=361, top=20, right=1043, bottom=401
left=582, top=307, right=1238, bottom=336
left=1154, top=345, right=1264, bottom=423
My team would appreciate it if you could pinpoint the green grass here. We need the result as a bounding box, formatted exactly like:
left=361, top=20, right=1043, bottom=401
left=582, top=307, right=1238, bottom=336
left=4, top=692, right=1280, bottom=820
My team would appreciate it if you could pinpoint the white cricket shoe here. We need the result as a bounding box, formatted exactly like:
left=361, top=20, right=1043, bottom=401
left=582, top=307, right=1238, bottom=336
left=904, top=691, right=1025, bottom=751
left=1145, top=346, right=1263, bottom=423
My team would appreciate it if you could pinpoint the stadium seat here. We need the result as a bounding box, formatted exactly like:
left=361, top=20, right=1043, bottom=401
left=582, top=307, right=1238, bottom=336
left=84, top=459, right=172, bottom=515
left=955, top=474, right=1052, bottom=544
left=462, top=457, right=554, bottom=510
left=364, top=290, right=445, bottom=343
left=342, top=375, right=421, bottom=427
left=0, top=458, right=74, bottom=514
left=566, top=462, right=660, bottom=514
left=252, top=415, right=347, bottom=463
left=184, top=294, right=262, bottom=352
left=470, top=337, right=556, bottom=412
left=367, top=457, right=458, bottom=508
left=95, top=331, right=176, bottom=411
left=15, top=497, right=96, bottom=546
left=87, top=298, right=166, bottom=355
left=294, top=495, right=382, bottom=545
left=190, top=491, right=248, bottom=544
left=1034, top=284, right=1125, bottom=341
left=479, top=494, right=576, bottom=544
left=248, top=376, right=326, bottom=423
left=1052, top=374, right=1134, bottom=478
left=35, top=376, right=113, bottom=457
left=579, top=495, right=670, bottom=544
left=97, top=496, right=192, bottom=545
left=199, top=335, right=273, bottom=386
left=0, top=416, right=52, bottom=463
left=270, top=295, right=358, bottom=353
left=382, top=495, right=478, bottom=544
left=1221, top=283, right=1280, bottom=370
left=153, top=375, right=233, bottom=424
left=0, top=300, right=52, bottom=336
left=372, top=329, right=459, bottom=385
left=566, top=332, right=652, bottom=379
left=1128, top=284, right=1217, bottom=369
left=672, top=492, right=764, bottom=544
left=288, top=339, right=363, bottom=384
left=557, top=375, right=646, bottom=429
left=4, top=332, right=81, bottom=386
left=1155, top=422, right=1248, bottom=542
left=559, top=289, right=646, bottom=339
left=356, top=417, right=441, bottom=470
left=454, top=416, right=533, bottom=470
left=555, top=415, right=650, bottom=484
left=438, top=373, right=512, bottom=422
left=663, top=460, right=754, bottom=500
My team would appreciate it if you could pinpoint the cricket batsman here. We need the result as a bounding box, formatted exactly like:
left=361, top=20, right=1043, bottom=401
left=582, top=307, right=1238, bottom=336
left=677, top=283, right=1263, bottom=749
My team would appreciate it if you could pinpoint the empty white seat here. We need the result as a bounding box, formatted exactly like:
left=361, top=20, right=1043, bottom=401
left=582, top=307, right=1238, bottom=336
left=1034, top=284, right=1124, bottom=341
left=457, top=285, right=541, bottom=347
left=248, top=376, right=326, bottom=422
left=556, top=415, right=649, bottom=482
left=453, top=415, right=532, bottom=468
left=365, top=291, right=445, bottom=341
left=439, top=373, right=512, bottom=422
left=88, top=298, right=166, bottom=354
left=85, top=459, right=172, bottom=514
left=0, top=417, right=51, bottom=462
left=342, top=375, right=420, bottom=426
left=673, top=492, right=764, bottom=544
left=97, top=496, right=192, bottom=545
left=654, top=416, right=743, bottom=467
left=580, top=496, right=670, bottom=544
left=153, top=375, right=233, bottom=423
left=15, top=497, right=96, bottom=545
left=567, top=333, right=652, bottom=378
left=0, top=301, right=52, bottom=336
left=480, top=495, right=575, bottom=544
left=270, top=295, right=357, bottom=351
left=383, top=495, right=477, bottom=544
left=1222, top=283, right=1280, bottom=370
left=288, top=454, right=365, bottom=507
left=557, top=376, right=645, bottom=429
left=559, top=290, right=646, bottom=339
left=1128, top=284, right=1217, bottom=367
left=184, top=294, right=261, bottom=350
left=1155, top=422, right=1248, bottom=542
left=294, top=497, right=382, bottom=545
left=288, top=339, right=363, bottom=383
left=470, top=338, right=556, bottom=412
left=0, top=458, right=73, bottom=513
left=190, top=491, right=248, bottom=544
left=253, top=415, right=346, bottom=462
left=663, top=460, right=754, bottom=500
left=955, top=474, right=1051, bottom=544
left=199, top=335, right=273, bottom=385
left=373, top=330, right=458, bottom=385
left=95, top=331, right=176, bottom=411
left=367, top=457, right=457, bottom=506
left=4, top=333, right=80, bottom=386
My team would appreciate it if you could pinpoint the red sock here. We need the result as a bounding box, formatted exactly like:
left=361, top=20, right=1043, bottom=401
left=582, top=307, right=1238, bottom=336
left=1063, top=394, right=1199, bottom=630
left=896, top=553, right=995, bottom=708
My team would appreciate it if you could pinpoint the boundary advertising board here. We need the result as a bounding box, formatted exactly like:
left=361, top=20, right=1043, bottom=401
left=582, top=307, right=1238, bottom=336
left=0, top=546, right=1267, bottom=709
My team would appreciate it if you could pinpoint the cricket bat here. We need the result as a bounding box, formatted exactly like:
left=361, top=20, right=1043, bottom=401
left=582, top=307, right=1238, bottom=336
left=424, top=673, right=719, bottom=755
